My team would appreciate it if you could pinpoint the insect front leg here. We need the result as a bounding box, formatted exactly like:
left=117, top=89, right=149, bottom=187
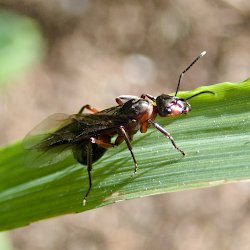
left=117, top=126, right=138, bottom=174
left=78, top=104, right=99, bottom=114
left=83, top=140, right=93, bottom=206
left=149, top=120, right=186, bottom=156
left=115, top=95, right=139, bottom=105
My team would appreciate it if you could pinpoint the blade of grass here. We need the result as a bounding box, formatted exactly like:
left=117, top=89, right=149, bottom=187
left=0, top=78, right=250, bottom=231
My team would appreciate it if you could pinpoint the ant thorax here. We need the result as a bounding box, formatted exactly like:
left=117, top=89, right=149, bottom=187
left=119, top=98, right=155, bottom=123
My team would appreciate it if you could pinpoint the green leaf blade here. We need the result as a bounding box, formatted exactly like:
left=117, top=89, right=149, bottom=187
left=0, top=79, right=250, bottom=230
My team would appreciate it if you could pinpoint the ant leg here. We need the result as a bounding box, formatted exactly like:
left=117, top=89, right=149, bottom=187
left=78, top=105, right=99, bottom=114
left=116, top=95, right=139, bottom=105
left=140, top=94, right=156, bottom=102
left=83, top=141, right=93, bottom=206
left=149, top=120, right=186, bottom=156
left=119, top=126, right=138, bottom=174
left=83, top=136, right=115, bottom=205
left=90, top=137, right=114, bottom=149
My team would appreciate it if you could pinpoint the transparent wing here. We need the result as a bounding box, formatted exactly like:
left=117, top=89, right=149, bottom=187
left=23, top=113, right=74, bottom=168
left=23, top=110, right=130, bottom=168
left=23, top=113, right=72, bottom=149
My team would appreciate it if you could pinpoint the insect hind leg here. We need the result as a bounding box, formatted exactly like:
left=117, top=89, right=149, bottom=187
left=81, top=136, right=113, bottom=205
left=78, top=104, right=98, bottom=114
left=83, top=141, right=93, bottom=206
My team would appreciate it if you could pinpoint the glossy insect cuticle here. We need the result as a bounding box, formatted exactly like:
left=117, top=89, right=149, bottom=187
left=25, top=51, right=213, bottom=205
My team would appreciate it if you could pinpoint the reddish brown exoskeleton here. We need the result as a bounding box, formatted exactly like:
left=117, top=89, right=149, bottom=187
left=24, top=51, right=213, bottom=205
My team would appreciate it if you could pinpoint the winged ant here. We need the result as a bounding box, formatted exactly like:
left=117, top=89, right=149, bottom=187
left=25, top=51, right=213, bottom=205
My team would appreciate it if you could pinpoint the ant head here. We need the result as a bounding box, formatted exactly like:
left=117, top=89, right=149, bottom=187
left=156, top=94, right=191, bottom=117
left=156, top=51, right=214, bottom=117
left=156, top=91, right=214, bottom=117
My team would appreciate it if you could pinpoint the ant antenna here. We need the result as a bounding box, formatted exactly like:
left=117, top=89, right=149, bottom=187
left=175, top=51, right=206, bottom=96
left=186, top=90, right=214, bottom=100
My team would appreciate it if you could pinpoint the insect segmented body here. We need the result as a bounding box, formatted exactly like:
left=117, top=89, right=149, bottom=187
left=25, top=51, right=213, bottom=205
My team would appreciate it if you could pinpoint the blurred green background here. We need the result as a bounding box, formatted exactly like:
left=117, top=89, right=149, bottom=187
left=0, top=9, right=43, bottom=87
left=1, top=1, right=250, bottom=249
